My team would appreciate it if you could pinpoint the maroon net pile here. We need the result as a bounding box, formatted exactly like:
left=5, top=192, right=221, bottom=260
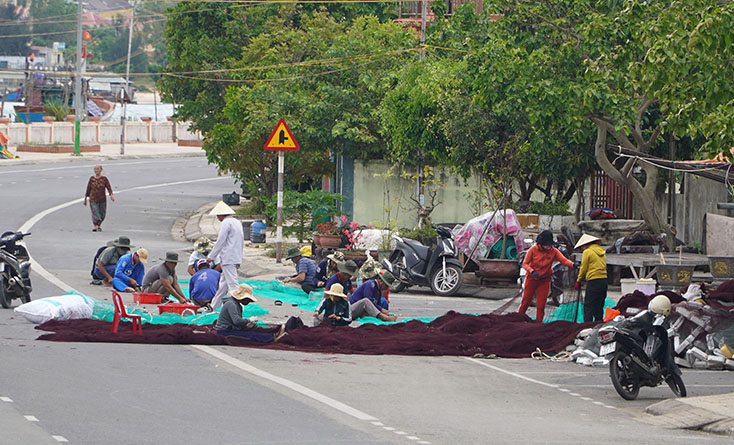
left=37, top=311, right=589, bottom=358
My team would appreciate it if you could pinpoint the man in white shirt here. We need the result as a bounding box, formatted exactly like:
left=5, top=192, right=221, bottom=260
left=207, top=201, right=244, bottom=308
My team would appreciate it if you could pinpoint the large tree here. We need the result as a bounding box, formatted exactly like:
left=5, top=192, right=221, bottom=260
left=473, top=0, right=734, bottom=248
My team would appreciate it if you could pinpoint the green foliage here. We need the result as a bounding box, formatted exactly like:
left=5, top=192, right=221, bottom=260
left=265, top=190, right=344, bottom=242
left=0, top=4, right=30, bottom=55
left=43, top=100, right=70, bottom=121
left=524, top=201, right=571, bottom=217
left=400, top=225, right=437, bottom=248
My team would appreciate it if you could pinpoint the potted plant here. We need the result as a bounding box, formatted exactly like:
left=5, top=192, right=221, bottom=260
left=315, top=221, right=342, bottom=248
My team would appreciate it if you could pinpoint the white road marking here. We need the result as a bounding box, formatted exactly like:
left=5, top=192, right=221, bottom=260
left=394, top=431, right=407, bottom=435
left=580, top=397, right=592, bottom=401
left=25, top=415, right=39, bottom=421
left=557, top=388, right=570, bottom=392
left=18, top=176, right=231, bottom=294
left=464, top=357, right=558, bottom=388
left=407, top=437, right=420, bottom=441
left=52, top=436, right=68, bottom=443
left=593, top=401, right=605, bottom=406
left=417, top=442, right=431, bottom=444
left=569, top=393, right=581, bottom=396
left=371, top=421, right=384, bottom=426
left=0, top=396, right=12, bottom=402
left=383, top=427, right=396, bottom=431
left=192, top=345, right=377, bottom=421
left=604, top=405, right=616, bottom=409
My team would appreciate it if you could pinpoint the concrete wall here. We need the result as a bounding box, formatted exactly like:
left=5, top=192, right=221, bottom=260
left=1, top=121, right=201, bottom=145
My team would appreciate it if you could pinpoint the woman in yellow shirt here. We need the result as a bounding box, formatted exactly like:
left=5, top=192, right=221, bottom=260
left=575, top=234, right=607, bottom=322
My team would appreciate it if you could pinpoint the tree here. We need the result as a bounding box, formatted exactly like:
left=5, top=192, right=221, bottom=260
left=0, top=4, right=30, bottom=55
left=472, top=0, right=734, bottom=249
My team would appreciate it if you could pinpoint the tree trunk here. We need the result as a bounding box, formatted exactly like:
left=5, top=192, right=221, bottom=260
left=591, top=119, right=675, bottom=250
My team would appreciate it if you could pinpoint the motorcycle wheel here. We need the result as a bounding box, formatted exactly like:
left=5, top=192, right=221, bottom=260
left=666, top=373, right=687, bottom=398
left=0, top=275, right=11, bottom=309
left=610, top=351, right=640, bottom=400
left=390, top=281, right=407, bottom=293
left=429, top=263, right=463, bottom=297
left=387, top=252, right=408, bottom=293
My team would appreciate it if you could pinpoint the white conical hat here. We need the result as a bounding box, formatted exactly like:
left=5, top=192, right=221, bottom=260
left=574, top=233, right=601, bottom=250
left=209, top=201, right=235, bottom=216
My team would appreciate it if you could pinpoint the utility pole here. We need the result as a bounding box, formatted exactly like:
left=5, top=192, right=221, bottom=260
left=417, top=0, right=428, bottom=225
left=119, top=2, right=134, bottom=155
left=73, top=0, right=83, bottom=155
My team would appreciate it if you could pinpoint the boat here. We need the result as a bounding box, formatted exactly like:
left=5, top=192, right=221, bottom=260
left=1, top=88, right=21, bottom=101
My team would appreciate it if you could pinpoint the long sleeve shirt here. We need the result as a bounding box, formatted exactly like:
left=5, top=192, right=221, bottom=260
left=112, top=252, right=144, bottom=291
left=577, top=244, right=608, bottom=281
left=315, top=297, right=352, bottom=326
left=215, top=299, right=254, bottom=331
left=349, top=280, right=384, bottom=311
left=208, top=216, right=244, bottom=265
left=521, top=244, right=573, bottom=280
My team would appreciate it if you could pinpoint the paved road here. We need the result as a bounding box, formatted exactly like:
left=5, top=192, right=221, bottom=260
left=0, top=158, right=729, bottom=444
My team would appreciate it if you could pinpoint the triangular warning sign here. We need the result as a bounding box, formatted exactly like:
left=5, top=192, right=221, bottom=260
left=264, top=119, right=299, bottom=151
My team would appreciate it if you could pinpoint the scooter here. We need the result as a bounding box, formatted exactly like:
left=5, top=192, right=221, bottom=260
left=598, top=306, right=686, bottom=400
left=0, top=231, right=33, bottom=308
left=381, top=226, right=463, bottom=296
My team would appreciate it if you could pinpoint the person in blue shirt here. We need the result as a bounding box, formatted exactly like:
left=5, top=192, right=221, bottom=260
left=189, top=259, right=221, bottom=307
left=315, top=251, right=344, bottom=287
left=282, top=247, right=317, bottom=293
left=112, top=248, right=147, bottom=292
left=324, top=260, right=358, bottom=296
left=349, top=270, right=398, bottom=322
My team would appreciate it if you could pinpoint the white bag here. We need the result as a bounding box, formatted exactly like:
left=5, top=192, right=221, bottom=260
left=14, top=294, right=95, bottom=324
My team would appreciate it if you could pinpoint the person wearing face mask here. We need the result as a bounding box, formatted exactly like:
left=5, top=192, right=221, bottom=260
left=518, top=230, right=574, bottom=322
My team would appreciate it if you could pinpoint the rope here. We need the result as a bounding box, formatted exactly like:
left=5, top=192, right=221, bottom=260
left=531, top=347, right=572, bottom=362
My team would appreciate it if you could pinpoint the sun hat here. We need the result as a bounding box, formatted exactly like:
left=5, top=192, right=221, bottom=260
left=536, top=230, right=555, bottom=247
left=326, top=251, right=345, bottom=263
left=160, top=251, right=184, bottom=263
left=209, top=201, right=236, bottom=216
left=378, top=270, right=396, bottom=286
left=337, top=260, right=358, bottom=276
left=135, top=248, right=148, bottom=264
left=324, top=283, right=348, bottom=299
left=111, top=236, right=133, bottom=249
left=574, top=233, right=602, bottom=250
left=196, top=259, right=210, bottom=269
left=229, top=283, right=257, bottom=302
left=285, top=247, right=302, bottom=259
left=194, top=237, right=213, bottom=253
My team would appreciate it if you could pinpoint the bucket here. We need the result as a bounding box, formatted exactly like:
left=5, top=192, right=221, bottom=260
left=620, top=278, right=637, bottom=296
left=251, top=219, right=266, bottom=243
left=222, top=192, right=239, bottom=206
left=636, top=279, right=656, bottom=296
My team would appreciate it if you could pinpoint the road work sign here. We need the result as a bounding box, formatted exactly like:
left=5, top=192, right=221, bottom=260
left=264, top=119, right=299, bottom=151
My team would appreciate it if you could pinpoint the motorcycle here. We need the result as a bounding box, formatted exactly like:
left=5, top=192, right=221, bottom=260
left=597, top=297, right=686, bottom=400
left=381, top=226, right=463, bottom=296
left=0, top=231, right=33, bottom=308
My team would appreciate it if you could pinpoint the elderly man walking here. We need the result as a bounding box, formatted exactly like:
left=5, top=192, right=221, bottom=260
left=207, top=201, right=244, bottom=308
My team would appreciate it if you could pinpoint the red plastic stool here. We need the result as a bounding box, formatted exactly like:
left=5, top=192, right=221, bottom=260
left=111, top=291, right=143, bottom=334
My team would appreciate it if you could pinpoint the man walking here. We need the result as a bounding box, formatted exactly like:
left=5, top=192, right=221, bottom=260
left=207, top=201, right=244, bottom=308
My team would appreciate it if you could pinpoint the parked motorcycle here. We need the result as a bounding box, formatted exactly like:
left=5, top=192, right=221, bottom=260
left=381, top=226, right=463, bottom=296
left=0, top=231, right=33, bottom=308
left=598, top=295, right=686, bottom=400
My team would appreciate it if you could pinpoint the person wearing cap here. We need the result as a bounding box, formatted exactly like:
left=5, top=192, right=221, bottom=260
left=518, top=230, right=574, bottom=322
left=112, top=248, right=148, bottom=292
left=575, top=233, right=608, bottom=322
left=324, top=260, right=358, bottom=296
left=189, top=259, right=220, bottom=307
left=91, top=236, right=133, bottom=286
left=282, top=247, right=318, bottom=294
left=315, top=252, right=344, bottom=288
left=349, top=270, right=398, bottom=322
left=215, top=284, right=286, bottom=342
left=187, top=237, right=221, bottom=276
left=207, top=201, right=244, bottom=308
left=142, top=252, right=189, bottom=303
left=313, top=283, right=352, bottom=326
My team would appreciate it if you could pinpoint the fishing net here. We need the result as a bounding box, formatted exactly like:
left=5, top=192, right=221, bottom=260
left=543, top=297, right=617, bottom=323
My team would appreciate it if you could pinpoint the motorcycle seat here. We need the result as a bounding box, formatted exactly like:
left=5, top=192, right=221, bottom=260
left=404, top=238, right=430, bottom=260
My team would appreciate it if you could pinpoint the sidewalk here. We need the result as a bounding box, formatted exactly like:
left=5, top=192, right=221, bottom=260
left=0, top=142, right=205, bottom=167
left=645, top=392, right=734, bottom=435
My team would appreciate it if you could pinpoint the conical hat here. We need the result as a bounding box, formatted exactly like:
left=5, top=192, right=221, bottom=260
left=209, top=201, right=235, bottom=216
left=574, top=233, right=601, bottom=250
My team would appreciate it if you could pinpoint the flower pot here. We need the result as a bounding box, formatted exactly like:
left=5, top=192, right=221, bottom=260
left=313, top=234, right=322, bottom=247
left=477, top=259, right=518, bottom=280
left=319, top=235, right=342, bottom=248
left=708, top=257, right=734, bottom=279
left=655, top=264, right=694, bottom=286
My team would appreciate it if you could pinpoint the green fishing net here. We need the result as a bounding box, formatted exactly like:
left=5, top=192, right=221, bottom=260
left=543, top=297, right=617, bottom=323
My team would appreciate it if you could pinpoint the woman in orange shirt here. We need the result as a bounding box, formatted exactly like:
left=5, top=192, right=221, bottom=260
left=518, top=230, right=574, bottom=321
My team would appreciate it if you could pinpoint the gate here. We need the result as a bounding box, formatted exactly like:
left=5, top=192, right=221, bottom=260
left=589, top=170, right=634, bottom=218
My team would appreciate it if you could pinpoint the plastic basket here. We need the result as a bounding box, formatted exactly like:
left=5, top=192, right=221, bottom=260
left=157, top=303, right=200, bottom=315
left=133, top=292, right=163, bottom=304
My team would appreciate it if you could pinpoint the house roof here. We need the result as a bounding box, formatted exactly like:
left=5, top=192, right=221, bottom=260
left=86, top=0, right=132, bottom=13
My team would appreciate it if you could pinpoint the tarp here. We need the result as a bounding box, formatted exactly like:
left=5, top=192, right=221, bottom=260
left=453, top=209, right=529, bottom=263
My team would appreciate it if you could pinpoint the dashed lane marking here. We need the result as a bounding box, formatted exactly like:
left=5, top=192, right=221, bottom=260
left=0, top=396, right=12, bottom=402
left=24, top=415, right=39, bottom=422
left=52, top=436, right=68, bottom=443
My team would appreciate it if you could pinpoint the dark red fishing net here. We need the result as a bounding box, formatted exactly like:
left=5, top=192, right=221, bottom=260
left=36, top=311, right=589, bottom=358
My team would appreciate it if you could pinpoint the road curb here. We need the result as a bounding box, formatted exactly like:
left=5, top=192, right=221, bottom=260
left=644, top=393, right=734, bottom=435
left=0, top=151, right=205, bottom=168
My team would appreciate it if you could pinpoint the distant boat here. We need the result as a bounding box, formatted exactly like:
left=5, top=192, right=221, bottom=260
left=14, top=97, right=115, bottom=123
left=1, top=89, right=21, bottom=101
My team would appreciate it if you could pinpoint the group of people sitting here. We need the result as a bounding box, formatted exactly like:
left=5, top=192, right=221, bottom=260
left=90, top=235, right=225, bottom=308
left=281, top=247, right=398, bottom=325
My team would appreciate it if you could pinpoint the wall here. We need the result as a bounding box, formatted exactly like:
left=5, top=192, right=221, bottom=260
left=1, top=120, right=200, bottom=145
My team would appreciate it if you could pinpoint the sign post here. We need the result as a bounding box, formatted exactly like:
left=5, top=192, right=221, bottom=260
left=264, top=118, right=299, bottom=263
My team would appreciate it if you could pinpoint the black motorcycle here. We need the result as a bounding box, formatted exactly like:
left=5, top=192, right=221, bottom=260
left=598, top=310, right=686, bottom=400
left=0, top=231, right=33, bottom=308
left=381, top=226, right=463, bottom=296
